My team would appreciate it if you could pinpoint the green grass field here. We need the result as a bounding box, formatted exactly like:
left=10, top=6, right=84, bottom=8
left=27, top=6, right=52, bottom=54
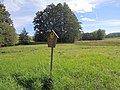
left=0, top=39, right=120, bottom=90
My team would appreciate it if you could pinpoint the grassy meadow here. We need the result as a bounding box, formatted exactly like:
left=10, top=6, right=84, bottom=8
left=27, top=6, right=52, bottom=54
left=0, top=39, right=120, bottom=90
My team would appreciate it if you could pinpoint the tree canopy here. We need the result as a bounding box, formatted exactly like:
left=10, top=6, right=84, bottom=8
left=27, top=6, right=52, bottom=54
left=33, top=3, right=82, bottom=43
left=82, top=29, right=106, bottom=40
left=0, top=3, right=16, bottom=46
left=19, top=28, right=31, bottom=45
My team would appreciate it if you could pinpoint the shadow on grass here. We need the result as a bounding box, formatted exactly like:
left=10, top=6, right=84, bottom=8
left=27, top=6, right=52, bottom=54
left=12, top=72, right=53, bottom=90
left=41, top=76, right=53, bottom=90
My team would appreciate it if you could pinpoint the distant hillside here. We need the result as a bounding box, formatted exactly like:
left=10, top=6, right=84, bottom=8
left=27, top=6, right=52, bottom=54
left=106, top=32, right=120, bottom=38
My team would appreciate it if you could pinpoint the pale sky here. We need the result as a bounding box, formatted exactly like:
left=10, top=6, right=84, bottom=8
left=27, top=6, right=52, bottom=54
left=1, top=0, right=120, bottom=35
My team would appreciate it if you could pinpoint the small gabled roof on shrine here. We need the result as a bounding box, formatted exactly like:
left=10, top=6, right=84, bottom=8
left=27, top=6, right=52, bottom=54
left=51, top=30, right=59, bottom=38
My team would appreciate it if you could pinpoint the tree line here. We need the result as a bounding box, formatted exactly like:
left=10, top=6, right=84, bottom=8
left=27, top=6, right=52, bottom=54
left=82, top=29, right=106, bottom=40
left=106, top=33, right=120, bottom=38
left=0, top=3, right=106, bottom=46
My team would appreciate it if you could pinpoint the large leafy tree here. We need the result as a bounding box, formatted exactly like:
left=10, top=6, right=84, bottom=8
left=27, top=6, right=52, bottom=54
left=33, top=3, right=82, bottom=43
left=0, top=3, right=16, bottom=46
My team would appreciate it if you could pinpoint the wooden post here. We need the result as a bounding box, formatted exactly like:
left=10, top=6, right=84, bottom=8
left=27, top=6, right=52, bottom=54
left=48, top=30, right=59, bottom=78
left=50, top=47, right=54, bottom=77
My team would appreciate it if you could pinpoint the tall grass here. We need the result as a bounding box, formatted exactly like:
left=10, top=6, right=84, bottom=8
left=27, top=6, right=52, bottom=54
left=76, top=39, right=120, bottom=46
left=0, top=40, right=120, bottom=89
